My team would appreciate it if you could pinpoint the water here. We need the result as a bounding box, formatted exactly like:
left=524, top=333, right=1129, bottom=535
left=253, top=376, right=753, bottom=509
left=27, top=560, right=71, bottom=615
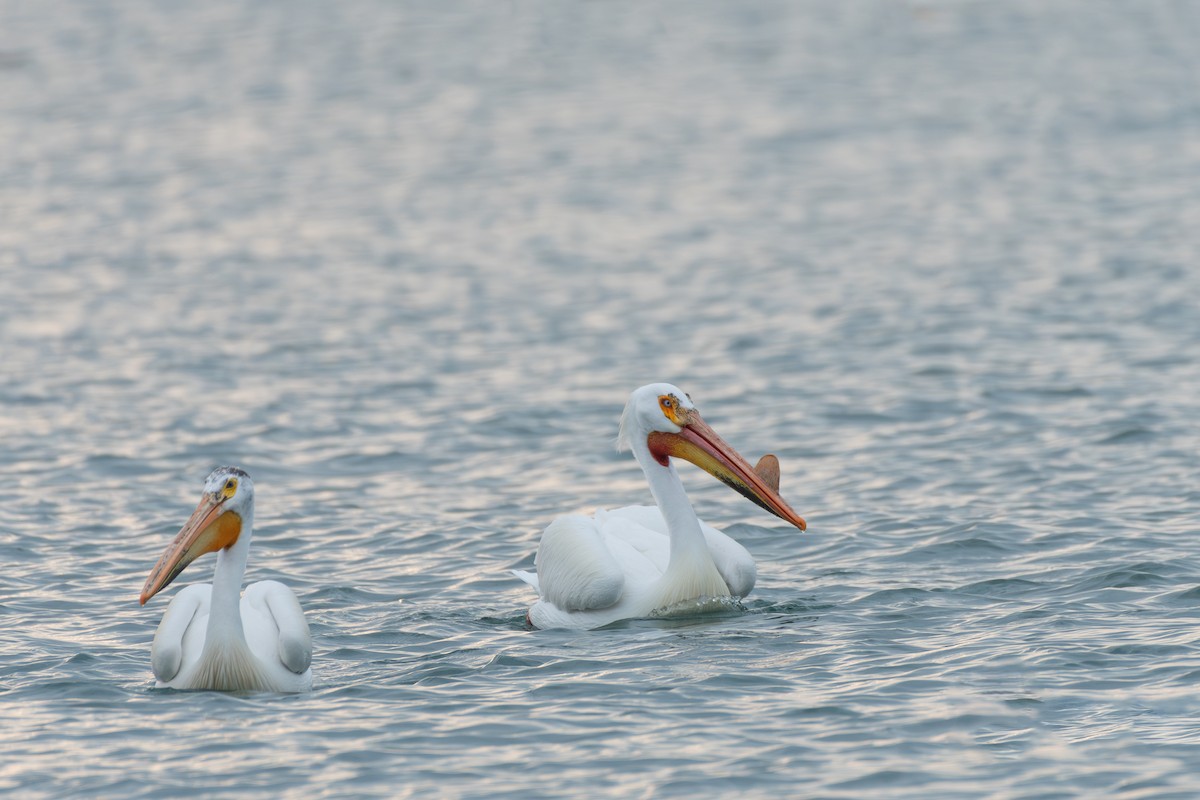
left=3, top=1, right=1200, bottom=796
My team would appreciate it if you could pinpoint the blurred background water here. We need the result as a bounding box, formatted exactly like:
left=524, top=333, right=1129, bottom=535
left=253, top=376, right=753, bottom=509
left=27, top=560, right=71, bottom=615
left=2, top=1, right=1200, bottom=797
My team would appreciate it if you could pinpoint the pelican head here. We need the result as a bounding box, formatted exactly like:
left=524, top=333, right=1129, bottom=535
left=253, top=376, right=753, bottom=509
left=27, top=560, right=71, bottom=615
left=619, top=383, right=807, bottom=531
left=139, top=466, right=254, bottom=605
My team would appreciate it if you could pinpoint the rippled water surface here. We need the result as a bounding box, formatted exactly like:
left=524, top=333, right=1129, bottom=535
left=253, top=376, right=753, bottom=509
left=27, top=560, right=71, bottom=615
left=3, top=1, right=1200, bottom=797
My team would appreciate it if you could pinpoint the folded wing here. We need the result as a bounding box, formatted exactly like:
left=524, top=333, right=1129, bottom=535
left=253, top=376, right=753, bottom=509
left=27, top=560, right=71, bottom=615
left=243, top=580, right=312, bottom=675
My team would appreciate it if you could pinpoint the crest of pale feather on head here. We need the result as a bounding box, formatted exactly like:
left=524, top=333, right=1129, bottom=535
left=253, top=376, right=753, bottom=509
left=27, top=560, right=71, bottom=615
left=616, top=382, right=691, bottom=452
left=616, top=396, right=635, bottom=452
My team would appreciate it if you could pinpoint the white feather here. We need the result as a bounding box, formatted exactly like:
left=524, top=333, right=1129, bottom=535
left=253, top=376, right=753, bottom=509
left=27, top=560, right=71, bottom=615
left=145, top=468, right=312, bottom=692
left=150, top=579, right=313, bottom=692
left=518, top=384, right=783, bottom=630
left=523, top=505, right=756, bottom=630
left=535, top=515, right=625, bottom=611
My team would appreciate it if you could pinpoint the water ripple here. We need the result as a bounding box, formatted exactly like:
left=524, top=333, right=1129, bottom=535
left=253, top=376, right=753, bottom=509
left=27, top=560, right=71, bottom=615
left=4, top=1, right=1200, bottom=798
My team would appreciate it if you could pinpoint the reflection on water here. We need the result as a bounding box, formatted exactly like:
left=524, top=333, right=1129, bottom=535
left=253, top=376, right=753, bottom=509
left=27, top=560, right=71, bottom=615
left=3, top=0, right=1200, bottom=797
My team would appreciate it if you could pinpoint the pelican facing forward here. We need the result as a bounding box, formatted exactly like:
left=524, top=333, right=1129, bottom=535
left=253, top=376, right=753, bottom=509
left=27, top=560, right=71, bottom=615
left=140, top=467, right=312, bottom=692
left=515, top=383, right=808, bottom=629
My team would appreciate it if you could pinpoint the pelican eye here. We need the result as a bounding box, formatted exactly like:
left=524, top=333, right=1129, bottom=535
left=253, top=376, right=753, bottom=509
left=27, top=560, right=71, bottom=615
left=222, top=478, right=238, bottom=497
left=659, top=394, right=687, bottom=423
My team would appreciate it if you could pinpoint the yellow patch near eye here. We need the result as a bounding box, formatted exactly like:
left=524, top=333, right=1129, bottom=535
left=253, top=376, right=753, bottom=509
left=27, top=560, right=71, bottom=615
left=222, top=479, right=237, bottom=498
left=658, top=394, right=686, bottom=425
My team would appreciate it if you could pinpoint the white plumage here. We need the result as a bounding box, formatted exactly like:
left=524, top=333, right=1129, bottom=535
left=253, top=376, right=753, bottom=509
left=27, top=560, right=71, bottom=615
left=516, top=384, right=807, bottom=630
left=141, top=467, right=312, bottom=692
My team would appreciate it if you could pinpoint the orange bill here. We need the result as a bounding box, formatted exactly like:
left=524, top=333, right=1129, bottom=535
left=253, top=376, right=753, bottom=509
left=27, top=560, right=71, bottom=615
left=647, top=411, right=806, bottom=531
left=139, top=495, right=242, bottom=605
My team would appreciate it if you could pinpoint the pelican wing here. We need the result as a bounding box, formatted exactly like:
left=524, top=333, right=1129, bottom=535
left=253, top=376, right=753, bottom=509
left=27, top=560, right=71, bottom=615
left=512, top=569, right=540, bottom=592
left=243, top=580, right=312, bottom=675
left=534, top=514, right=626, bottom=612
left=149, top=584, right=211, bottom=683
left=513, top=509, right=667, bottom=600
left=595, top=507, right=671, bottom=581
left=601, top=506, right=669, bottom=570
left=521, top=506, right=758, bottom=628
left=605, top=505, right=756, bottom=598
left=701, top=523, right=756, bottom=598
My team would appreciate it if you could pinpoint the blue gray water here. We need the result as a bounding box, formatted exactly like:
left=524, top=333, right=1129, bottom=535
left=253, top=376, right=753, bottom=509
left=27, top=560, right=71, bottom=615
left=3, top=1, right=1200, bottom=797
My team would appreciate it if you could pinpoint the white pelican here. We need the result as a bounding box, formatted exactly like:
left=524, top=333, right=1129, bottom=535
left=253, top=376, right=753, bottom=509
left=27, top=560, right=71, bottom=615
left=515, top=383, right=808, bottom=629
left=139, top=467, right=312, bottom=692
